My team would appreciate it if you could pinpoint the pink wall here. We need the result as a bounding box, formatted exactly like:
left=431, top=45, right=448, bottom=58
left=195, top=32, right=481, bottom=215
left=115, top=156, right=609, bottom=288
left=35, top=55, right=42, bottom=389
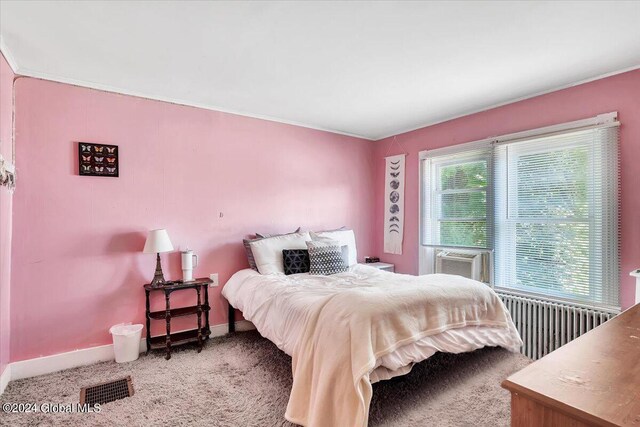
left=0, top=53, right=15, bottom=376
left=373, top=69, right=640, bottom=310
left=5, top=65, right=638, bottom=364
left=10, top=77, right=375, bottom=362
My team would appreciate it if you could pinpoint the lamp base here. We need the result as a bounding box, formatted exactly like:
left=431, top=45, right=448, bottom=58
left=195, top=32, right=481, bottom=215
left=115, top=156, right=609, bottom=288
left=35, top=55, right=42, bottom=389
left=150, top=253, right=167, bottom=288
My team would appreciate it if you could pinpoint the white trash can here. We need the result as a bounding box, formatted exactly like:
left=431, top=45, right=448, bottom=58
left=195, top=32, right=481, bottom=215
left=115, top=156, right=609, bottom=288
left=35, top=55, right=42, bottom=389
left=110, top=323, right=143, bottom=363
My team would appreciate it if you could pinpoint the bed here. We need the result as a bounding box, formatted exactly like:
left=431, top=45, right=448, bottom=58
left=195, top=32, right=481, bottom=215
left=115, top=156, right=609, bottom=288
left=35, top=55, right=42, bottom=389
left=222, top=263, right=522, bottom=427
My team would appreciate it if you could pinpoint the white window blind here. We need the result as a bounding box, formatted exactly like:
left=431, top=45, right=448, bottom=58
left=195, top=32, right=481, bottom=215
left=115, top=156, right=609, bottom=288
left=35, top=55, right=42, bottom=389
left=420, top=113, right=620, bottom=309
left=494, top=126, right=619, bottom=308
left=421, top=144, right=493, bottom=250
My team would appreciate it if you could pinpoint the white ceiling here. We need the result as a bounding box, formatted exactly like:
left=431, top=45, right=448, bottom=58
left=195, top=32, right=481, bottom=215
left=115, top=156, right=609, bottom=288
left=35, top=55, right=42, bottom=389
left=1, top=1, right=639, bottom=140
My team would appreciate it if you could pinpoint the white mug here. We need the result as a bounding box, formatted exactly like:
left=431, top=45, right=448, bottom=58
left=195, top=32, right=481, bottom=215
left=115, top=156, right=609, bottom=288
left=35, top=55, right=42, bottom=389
left=181, top=250, right=198, bottom=282
left=181, top=250, right=198, bottom=269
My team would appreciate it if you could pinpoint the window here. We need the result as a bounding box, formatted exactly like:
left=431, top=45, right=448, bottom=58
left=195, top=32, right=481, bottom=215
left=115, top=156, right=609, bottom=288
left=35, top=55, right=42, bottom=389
left=422, top=146, right=492, bottom=250
left=438, top=160, right=488, bottom=247
left=420, top=114, right=620, bottom=309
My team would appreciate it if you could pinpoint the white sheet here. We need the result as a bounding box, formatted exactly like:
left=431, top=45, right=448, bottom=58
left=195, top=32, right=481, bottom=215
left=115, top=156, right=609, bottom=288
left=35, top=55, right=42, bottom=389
left=222, top=265, right=522, bottom=383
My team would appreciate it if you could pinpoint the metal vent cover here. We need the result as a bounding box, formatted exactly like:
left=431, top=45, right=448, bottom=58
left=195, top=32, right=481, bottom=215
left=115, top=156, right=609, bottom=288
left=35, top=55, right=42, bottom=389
left=80, top=376, right=134, bottom=406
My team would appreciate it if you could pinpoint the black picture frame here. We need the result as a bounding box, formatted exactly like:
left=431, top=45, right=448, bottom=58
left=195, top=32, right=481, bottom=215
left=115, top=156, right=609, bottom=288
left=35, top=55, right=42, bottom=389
left=78, top=142, right=119, bottom=177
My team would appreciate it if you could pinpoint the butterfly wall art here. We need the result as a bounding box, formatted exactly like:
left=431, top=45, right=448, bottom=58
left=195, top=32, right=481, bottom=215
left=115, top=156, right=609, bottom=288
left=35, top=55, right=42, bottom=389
left=78, top=143, right=119, bottom=177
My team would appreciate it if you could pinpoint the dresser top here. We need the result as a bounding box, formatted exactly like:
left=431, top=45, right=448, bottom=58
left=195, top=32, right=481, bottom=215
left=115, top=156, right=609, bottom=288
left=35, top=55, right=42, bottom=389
left=502, top=304, right=640, bottom=426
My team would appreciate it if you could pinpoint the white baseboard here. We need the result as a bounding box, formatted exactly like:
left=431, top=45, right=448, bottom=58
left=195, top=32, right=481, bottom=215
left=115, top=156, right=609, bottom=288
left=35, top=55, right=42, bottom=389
left=0, top=320, right=255, bottom=393
left=10, top=342, right=122, bottom=382
left=0, top=364, right=10, bottom=395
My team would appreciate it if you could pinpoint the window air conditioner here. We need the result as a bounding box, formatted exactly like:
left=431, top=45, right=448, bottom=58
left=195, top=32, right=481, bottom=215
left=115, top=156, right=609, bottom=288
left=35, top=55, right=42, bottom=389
left=435, top=249, right=490, bottom=282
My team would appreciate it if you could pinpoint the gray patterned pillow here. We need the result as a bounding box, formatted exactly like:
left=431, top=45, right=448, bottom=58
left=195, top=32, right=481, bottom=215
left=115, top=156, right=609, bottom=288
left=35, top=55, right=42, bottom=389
left=306, top=240, right=348, bottom=275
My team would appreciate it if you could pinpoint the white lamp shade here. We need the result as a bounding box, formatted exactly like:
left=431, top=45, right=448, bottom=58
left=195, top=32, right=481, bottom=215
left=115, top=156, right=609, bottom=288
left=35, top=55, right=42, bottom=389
left=143, top=229, right=174, bottom=254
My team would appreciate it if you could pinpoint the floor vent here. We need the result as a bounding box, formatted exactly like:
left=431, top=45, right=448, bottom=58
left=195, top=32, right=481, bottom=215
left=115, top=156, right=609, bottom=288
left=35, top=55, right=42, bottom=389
left=80, top=376, right=134, bottom=406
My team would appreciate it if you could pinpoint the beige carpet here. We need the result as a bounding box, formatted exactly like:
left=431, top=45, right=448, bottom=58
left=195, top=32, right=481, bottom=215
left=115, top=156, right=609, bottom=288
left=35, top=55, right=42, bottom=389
left=0, top=331, right=530, bottom=426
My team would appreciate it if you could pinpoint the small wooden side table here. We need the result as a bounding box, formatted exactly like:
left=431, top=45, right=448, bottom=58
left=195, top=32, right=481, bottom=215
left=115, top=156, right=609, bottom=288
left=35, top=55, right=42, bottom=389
left=144, top=278, right=212, bottom=360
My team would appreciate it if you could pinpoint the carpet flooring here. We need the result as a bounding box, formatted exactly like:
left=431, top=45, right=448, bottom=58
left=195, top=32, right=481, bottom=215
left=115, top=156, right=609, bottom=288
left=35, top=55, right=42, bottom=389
left=0, top=331, right=530, bottom=426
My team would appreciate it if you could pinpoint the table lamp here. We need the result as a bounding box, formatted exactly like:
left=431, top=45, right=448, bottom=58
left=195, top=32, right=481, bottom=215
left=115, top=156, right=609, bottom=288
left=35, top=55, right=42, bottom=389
left=143, top=229, right=174, bottom=287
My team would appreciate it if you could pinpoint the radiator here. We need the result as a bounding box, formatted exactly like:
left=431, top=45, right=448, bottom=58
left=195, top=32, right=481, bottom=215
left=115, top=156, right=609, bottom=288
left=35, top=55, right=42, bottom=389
left=497, top=292, right=617, bottom=360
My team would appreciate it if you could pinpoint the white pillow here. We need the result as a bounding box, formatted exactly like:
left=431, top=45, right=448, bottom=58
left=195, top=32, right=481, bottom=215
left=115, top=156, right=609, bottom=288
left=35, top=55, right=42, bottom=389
left=250, top=232, right=311, bottom=275
left=311, top=229, right=357, bottom=266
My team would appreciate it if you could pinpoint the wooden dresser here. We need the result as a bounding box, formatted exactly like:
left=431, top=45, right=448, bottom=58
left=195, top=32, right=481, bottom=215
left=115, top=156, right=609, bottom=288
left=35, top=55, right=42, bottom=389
left=502, top=304, right=640, bottom=426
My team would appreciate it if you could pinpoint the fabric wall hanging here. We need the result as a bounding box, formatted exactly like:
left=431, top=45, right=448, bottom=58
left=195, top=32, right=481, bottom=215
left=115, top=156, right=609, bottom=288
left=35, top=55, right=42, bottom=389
left=384, top=153, right=405, bottom=254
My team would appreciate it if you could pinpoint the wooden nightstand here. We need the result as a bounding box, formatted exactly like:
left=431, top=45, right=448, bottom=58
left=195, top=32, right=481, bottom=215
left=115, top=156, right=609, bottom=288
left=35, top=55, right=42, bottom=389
left=361, top=262, right=395, bottom=272
left=144, top=278, right=212, bottom=360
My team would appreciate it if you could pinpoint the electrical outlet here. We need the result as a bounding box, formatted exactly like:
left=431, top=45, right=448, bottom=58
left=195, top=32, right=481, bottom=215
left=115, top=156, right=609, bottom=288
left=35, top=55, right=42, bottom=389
left=209, top=273, right=219, bottom=287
